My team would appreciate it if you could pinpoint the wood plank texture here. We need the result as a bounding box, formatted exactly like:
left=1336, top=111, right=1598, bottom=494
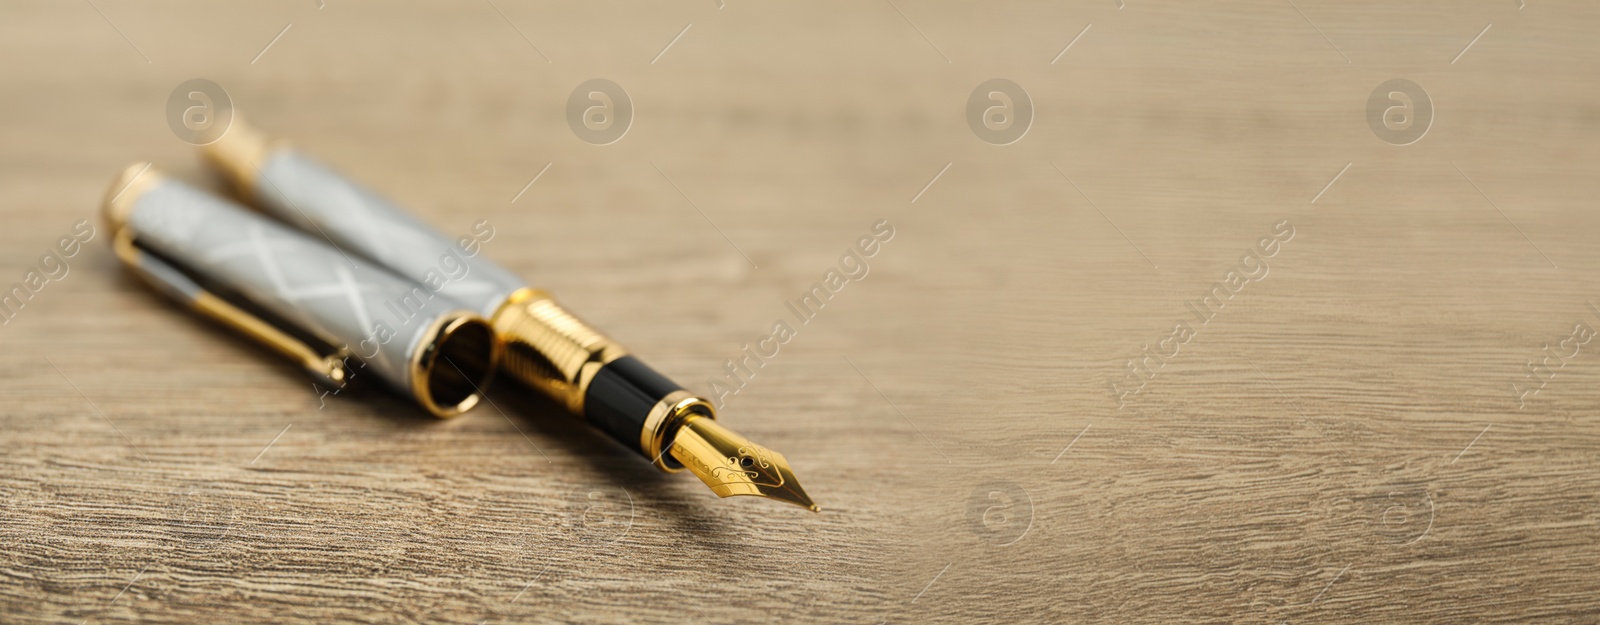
left=2, top=1, right=1598, bottom=623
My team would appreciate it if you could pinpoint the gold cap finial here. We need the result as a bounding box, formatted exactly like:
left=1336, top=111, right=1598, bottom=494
left=101, top=162, right=162, bottom=234
left=199, top=114, right=280, bottom=198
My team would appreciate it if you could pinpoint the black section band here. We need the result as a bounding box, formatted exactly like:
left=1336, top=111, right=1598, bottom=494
left=584, top=356, right=684, bottom=455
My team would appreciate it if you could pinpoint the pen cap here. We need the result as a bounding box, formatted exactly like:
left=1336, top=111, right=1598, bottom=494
left=103, top=164, right=500, bottom=418
left=203, top=120, right=525, bottom=319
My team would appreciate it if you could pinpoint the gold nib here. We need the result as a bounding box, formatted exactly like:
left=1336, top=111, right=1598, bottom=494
left=669, top=415, right=818, bottom=512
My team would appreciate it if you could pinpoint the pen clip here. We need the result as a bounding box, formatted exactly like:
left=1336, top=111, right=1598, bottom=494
left=113, top=228, right=350, bottom=387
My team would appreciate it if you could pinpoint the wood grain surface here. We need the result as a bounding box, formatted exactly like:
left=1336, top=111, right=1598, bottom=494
left=3, top=1, right=1599, bottom=623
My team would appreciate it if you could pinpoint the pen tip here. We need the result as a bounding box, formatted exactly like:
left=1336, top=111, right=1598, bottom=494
left=669, top=415, right=820, bottom=512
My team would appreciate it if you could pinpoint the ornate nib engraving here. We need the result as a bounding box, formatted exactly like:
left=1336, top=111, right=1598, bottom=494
left=669, top=415, right=818, bottom=512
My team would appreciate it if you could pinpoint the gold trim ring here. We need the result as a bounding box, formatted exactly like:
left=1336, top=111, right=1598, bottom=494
left=640, top=390, right=716, bottom=472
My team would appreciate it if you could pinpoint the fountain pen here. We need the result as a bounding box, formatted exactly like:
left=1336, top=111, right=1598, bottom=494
left=202, top=119, right=816, bottom=511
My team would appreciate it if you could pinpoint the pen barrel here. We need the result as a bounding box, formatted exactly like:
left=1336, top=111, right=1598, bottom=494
left=210, top=138, right=524, bottom=320
left=108, top=171, right=498, bottom=417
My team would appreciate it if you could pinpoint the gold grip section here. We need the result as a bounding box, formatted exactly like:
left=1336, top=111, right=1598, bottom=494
left=490, top=287, right=627, bottom=414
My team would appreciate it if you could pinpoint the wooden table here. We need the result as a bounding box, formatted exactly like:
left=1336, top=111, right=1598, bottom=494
left=3, top=1, right=1597, bottom=622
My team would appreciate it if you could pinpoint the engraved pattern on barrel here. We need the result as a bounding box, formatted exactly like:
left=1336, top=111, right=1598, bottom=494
left=124, top=177, right=495, bottom=416
left=250, top=149, right=524, bottom=318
